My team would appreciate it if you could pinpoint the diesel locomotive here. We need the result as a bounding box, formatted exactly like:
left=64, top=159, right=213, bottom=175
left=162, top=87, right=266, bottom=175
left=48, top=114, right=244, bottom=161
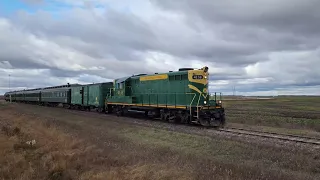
left=106, top=66, right=225, bottom=127
left=4, top=66, right=225, bottom=127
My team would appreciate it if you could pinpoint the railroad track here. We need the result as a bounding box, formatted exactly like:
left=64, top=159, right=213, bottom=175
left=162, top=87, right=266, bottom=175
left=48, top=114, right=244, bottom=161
left=52, top=105, right=320, bottom=146
left=7, top=102, right=320, bottom=146
left=220, top=128, right=320, bottom=146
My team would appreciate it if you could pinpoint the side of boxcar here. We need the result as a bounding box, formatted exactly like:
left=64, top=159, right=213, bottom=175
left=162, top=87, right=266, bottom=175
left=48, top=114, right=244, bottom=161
left=70, top=85, right=89, bottom=109
left=87, top=82, right=113, bottom=112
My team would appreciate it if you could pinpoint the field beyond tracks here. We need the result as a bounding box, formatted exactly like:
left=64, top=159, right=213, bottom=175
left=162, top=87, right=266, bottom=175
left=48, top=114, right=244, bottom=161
left=1, top=100, right=320, bottom=180
left=224, top=96, right=320, bottom=137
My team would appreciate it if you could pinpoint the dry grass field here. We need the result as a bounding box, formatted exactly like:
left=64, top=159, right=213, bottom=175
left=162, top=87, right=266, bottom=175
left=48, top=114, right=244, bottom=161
left=0, top=98, right=320, bottom=180
left=223, top=96, right=320, bottom=137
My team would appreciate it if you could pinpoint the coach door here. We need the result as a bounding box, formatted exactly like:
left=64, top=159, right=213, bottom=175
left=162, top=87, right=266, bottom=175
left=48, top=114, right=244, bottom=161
left=80, top=87, right=85, bottom=105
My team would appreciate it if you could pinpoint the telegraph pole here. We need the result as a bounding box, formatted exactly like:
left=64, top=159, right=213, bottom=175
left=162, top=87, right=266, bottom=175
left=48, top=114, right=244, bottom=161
left=9, top=74, right=10, bottom=91
left=8, top=74, right=11, bottom=103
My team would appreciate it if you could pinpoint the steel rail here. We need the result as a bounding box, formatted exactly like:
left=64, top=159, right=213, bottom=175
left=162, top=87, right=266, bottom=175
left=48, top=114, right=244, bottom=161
left=219, top=128, right=320, bottom=146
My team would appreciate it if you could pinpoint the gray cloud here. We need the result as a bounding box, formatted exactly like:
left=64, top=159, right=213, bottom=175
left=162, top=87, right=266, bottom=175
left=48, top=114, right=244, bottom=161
left=0, top=0, right=320, bottom=95
left=12, top=8, right=158, bottom=62
left=152, top=0, right=320, bottom=57
left=152, top=0, right=320, bottom=34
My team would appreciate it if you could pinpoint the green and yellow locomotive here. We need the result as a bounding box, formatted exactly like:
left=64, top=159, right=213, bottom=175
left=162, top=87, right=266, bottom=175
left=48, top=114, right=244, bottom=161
left=105, top=66, right=225, bottom=127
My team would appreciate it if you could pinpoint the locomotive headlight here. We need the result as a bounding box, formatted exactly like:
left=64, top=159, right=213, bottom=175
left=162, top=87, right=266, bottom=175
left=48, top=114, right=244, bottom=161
left=204, top=76, right=207, bottom=79
left=218, top=100, right=222, bottom=104
left=204, top=101, right=207, bottom=104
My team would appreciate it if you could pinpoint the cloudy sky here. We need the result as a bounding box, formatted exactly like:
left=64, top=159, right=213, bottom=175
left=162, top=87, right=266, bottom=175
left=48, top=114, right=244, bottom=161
left=0, top=0, right=319, bottom=96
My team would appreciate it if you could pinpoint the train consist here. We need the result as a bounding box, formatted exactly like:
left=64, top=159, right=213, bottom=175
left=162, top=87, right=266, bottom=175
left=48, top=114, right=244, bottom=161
left=4, top=67, right=225, bottom=127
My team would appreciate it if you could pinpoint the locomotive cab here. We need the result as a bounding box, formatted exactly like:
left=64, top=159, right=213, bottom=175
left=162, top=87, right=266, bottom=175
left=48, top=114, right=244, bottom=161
left=187, top=66, right=225, bottom=127
left=105, top=76, right=134, bottom=114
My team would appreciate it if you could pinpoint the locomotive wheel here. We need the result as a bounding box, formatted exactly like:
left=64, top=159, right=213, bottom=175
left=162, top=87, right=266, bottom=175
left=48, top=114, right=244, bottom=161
left=116, top=106, right=125, bottom=116
left=160, top=113, right=165, bottom=121
left=199, top=118, right=210, bottom=127
left=220, top=114, right=226, bottom=128
left=160, top=110, right=169, bottom=121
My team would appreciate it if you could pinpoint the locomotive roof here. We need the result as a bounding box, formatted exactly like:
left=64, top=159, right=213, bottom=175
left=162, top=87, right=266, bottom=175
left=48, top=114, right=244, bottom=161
left=115, top=76, right=131, bottom=84
left=130, top=70, right=188, bottom=79
left=114, top=69, right=190, bottom=83
left=82, top=82, right=113, bottom=86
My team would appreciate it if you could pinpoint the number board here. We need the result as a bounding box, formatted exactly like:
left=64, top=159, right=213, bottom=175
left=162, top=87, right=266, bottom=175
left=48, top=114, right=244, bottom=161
left=192, top=75, right=203, bottom=79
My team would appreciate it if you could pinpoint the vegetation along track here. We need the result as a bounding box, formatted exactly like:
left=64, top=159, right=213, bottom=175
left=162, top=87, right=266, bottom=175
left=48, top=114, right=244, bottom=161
left=220, top=127, right=320, bottom=146
left=60, top=106, right=320, bottom=147
left=10, top=102, right=320, bottom=148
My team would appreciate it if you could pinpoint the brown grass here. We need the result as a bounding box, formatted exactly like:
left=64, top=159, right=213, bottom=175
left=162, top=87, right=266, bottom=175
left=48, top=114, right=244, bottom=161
left=1, top=101, right=320, bottom=180
left=0, top=106, right=192, bottom=180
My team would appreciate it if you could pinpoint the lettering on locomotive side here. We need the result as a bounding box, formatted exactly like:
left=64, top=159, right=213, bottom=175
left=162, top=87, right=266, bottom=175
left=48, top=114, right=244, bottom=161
left=139, top=74, right=168, bottom=81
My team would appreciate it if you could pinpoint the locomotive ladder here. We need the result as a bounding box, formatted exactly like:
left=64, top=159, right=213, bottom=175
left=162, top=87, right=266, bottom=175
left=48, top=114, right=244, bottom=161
left=186, top=93, right=200, bottom=121
left=195, top=92, right=201, bottom=119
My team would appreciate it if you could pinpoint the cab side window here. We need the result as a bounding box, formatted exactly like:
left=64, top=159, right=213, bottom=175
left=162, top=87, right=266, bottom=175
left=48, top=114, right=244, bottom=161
left=117, top=82, right=124, bottom=89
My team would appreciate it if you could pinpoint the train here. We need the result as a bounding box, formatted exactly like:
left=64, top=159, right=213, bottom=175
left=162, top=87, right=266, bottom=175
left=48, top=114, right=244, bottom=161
left=4, top=66, right=225, bottom=127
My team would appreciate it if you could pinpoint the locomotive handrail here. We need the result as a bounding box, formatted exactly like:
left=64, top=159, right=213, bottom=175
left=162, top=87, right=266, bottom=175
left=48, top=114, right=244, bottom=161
left=186, top=93, right=196, bottom=117
left=196, top=92, right=202, bottom=119
left=209, top=92, right=223, bottom=100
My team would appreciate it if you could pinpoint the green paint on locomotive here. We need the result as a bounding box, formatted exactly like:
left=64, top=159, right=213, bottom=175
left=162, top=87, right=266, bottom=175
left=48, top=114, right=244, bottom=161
left=106, top=67, right=218, bottom=109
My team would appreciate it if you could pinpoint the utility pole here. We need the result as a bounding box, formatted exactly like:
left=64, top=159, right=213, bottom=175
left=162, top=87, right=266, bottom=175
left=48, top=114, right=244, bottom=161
left=8, top=74, right=11, bottom=102
left=9, top=74, right=11, bottom=91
